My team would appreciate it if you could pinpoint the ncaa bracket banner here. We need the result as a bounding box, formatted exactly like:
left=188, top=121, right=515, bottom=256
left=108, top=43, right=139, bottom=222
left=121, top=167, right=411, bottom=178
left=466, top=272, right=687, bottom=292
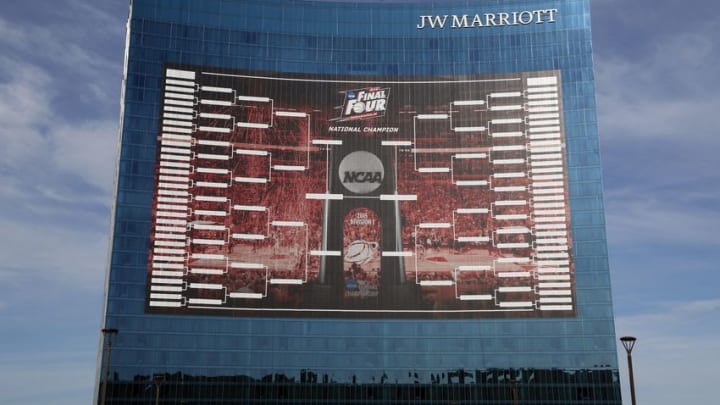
left=145, top=65, right=576, bottom=319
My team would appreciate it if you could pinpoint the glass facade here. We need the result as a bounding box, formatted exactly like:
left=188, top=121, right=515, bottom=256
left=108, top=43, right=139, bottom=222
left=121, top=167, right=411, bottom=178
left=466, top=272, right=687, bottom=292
left=98, top=0, right=621, bottom=403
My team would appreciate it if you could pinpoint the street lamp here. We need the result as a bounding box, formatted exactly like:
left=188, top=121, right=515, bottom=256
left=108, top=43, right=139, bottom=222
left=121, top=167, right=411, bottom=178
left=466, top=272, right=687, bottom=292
left=510, top=377, right=519, bottom=405
left=620, top=336, right=637, bottom=405
left=100, top=328, right=119, bottom=405
left=153, top=374, right=165, bottom=405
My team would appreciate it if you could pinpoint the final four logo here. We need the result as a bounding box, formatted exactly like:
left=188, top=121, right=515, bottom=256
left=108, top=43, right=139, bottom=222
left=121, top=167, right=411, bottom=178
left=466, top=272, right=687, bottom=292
left=335, top=86, right=390, bottom=121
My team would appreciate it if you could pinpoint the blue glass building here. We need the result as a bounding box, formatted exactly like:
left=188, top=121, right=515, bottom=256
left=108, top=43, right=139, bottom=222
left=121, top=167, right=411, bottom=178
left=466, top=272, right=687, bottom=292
left=97, top=0, right=621, bottom=403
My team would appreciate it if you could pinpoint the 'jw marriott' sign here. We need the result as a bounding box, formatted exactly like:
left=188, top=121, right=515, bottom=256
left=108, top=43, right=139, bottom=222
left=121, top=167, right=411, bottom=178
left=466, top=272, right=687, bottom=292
left=416, top=9, right=558, bottom=29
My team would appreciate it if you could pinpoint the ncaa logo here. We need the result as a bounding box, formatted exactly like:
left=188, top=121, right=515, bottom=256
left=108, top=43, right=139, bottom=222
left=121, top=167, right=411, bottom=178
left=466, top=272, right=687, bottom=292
left=338, top=151, right=384, bottom=194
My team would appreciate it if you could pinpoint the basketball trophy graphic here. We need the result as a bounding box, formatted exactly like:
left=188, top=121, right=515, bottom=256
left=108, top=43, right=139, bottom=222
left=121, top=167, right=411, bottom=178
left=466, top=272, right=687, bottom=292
left=313, top=135, right=420, bottom=308
left=345, top=240, right=379, bottom=265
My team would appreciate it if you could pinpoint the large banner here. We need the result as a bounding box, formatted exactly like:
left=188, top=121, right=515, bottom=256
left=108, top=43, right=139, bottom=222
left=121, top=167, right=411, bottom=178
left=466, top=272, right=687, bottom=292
left=145, top=66, right=575, bottom=318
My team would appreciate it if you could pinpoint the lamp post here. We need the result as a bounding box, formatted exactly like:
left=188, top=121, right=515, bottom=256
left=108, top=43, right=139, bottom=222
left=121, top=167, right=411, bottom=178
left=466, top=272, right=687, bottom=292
left=620, top=336, right=637, bottom=405
left=153, top=374, right=165, bottom=405
left=510, top=377, right=519, bottom=405
left=100, top=328, right=119, bottom=405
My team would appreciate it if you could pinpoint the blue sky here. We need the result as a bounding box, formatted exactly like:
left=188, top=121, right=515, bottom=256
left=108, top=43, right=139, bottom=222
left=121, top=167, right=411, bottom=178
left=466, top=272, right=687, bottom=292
left=0, top=1, right=717, bottom=404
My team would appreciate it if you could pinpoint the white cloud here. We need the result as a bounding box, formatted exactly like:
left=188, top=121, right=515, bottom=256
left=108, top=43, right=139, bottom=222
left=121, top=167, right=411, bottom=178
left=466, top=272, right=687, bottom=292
left=616, top=298, right=720, bottom=335
left=595, top=21, right=720, bottom=142
left=593, top=7, right=720, bottom=403
left=604, top=186, right=720, bottom=248
left=0, top=216, right=110, bottom=289
left=0, top=9, right=125, bottom=124
left=0, top=57, right=53, bottom=168
left=49, top=120, right=119, bottom=195
left=0, top=351, right=97, bottom=405
left=594, top=12, right=719, bottom=133
left=0, top=12, right=121, bottom=196
left=0, top=10, right=122, bottom=77
left=0, top=54, right=117, bottom=204
left=595, top=15, right=720, bottom=252
left=61, top=0, right=128, bottom=39
left=0, top=15, right=118, bottom=289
